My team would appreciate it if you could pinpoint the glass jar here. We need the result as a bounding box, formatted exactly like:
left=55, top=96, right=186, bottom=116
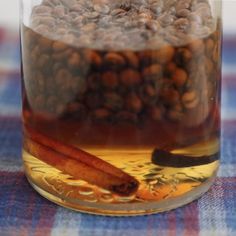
left=21, top=0, right=222, bottom=216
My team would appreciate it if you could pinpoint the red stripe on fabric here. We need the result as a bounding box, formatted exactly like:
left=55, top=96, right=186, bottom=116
left=183, top=202, right=199, bottom=236
left=167, top=211, right=176, bottom=236
left=222, top=77, right=236, bottom=88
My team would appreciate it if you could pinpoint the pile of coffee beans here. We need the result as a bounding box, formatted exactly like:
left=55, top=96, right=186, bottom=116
left=22, top=0, right=221, bottom=128
left=30, top=0, right=215, bottom=50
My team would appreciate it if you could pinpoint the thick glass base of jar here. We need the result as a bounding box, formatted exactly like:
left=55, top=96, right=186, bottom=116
left=26, top=172, right=217, bottom=216
left=23, top=151, right=218, bottom=216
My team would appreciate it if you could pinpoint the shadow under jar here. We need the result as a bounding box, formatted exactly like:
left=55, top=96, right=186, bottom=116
left=21, top=0, right=222, bottom=216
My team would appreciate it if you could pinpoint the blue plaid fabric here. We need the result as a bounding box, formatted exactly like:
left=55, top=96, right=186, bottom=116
left=0, top=34, right=235, bottom=236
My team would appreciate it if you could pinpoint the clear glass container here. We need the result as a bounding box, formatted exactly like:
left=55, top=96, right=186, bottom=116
left=21, top=0, right=222, bottom=216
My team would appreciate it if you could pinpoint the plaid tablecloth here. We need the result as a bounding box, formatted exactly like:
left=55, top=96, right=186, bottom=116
left=0, top=31, right=235, bottom=236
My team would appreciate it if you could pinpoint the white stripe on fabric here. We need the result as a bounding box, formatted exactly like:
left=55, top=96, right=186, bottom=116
left=198, top=179, right=228, bottom=236
left=51, top=208, right=82, bottom=236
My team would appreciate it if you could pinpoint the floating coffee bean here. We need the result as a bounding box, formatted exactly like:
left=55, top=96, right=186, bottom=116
left=160, top=88, right=180, bottom=106
left=52, top=41, right=68, bottom=52
left=188, top=39, right=205, bottom=56
left=68, top=52, right=81, bottom=68
left=156, top=45, right=175, bottom=64
left=175, top=48, right=192, bottom=66
left=122, top=51, right=139, bottom=68
left=104, top=92, right=124, bottom=111
left=167, top=104, right=183, bottom=121
left=172, top=68, right=188, bottom=87
left=120, top=69, right=141, bottom=87
left=83, top=50, right=102, bottom=67
left=148, top=105, right=164, bottom=121
left=104, top=52, right=125, bottom=67
left=125, top=93, right=143, bottom=113
left=92, top=108, right=111, bottom=121
left=102, top=71, right=118, bottom=89
left=139, top=83, right=158, bottom=105
left=182, top=90, right=199, bottom=109
left=37, top=54, right=51, bottom=68
left=142, top=64, right=162, bottom=80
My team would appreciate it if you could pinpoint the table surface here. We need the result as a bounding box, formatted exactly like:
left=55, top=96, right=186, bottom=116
left=0, top=33, right=235, bottom=236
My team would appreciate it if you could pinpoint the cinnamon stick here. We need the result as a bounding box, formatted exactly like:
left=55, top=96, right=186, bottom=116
left=24, top=138, right=138, bottom=196
left=25, top=125, right=133, bottom=181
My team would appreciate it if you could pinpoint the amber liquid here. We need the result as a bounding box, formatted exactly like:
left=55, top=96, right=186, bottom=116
left=21, top=23, right=221, bottom=215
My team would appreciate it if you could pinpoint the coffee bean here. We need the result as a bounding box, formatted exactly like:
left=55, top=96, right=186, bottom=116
left=176, top=9, right=190, bottom=17
left=174, top=18, right=190, bottom=31
left=182, top=90, right=199, bottom=109
left=34, top=94, right=46, bottom=110
left=120, top=69, right=141, bottom=87
left=111, top=8, right=126, bottom=17
left=84, top=11, right=100, bottom=19
left=104, top=52, right=125, bottom=67
left=167, top=104, right=183, bottom=121
left=150, top=0, right=164, bottom=15
left=156, top=45, right=175, bottom=64
left=52, top=41, right=67, bottom=52
left=122, top=51, right=139, bottom=68
left=87, top=73, right=101, bottom=90
left=65, top=102, right=87, bottom=119
left=148, top=105, right=164, bottom=121
left=60, top=0, right=77, bottom=9
left=37, top=54, right=51, bottom=68
left=68, top=52, right=81, bottom=68
left=30, top=46, right=40, bottom=63
left=142, top=64, right=162, bottom=79
left=165, top=62, right=177, bottom=75
left=182, top=102, right=209, bottom=127
left=83, top=50, right=102, bottom=67
left=172, top=68, right=188, bottom=87
left=139, top=83, right=157, bottom=105
left=188, top=39, right=205, bottom=56
left=33, top=6, right=52, bottom=15
left=119, top=0, right=131, bottom=11
left=104, top=92, right=124, bottom=111
left=161, top=88, right=180, bottom=106
left=38, top=36, right=52, bottom=51
left=54, top=69, right=72, bottom=87
left=53, top=5, right=66, bottom=18
left=34, top=24, right=51, bottom=35
left=102, top=71, right=118, bottom=89
left=126, top=93, right=143, bottom=113
left=158, top=12, right=175, bottom=27
left=52, top=48, right=73, bottom=61
left=175, top=0, right=191, bottom=12
left=146, top=20, right=160, bottom=32
left=175, top=48, right=192, bottom=66
left=94, top=4, right=110, bottom=14
left=72, top=76, right=87, bottom=94
left=92, top=108, right=111, bottom=121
